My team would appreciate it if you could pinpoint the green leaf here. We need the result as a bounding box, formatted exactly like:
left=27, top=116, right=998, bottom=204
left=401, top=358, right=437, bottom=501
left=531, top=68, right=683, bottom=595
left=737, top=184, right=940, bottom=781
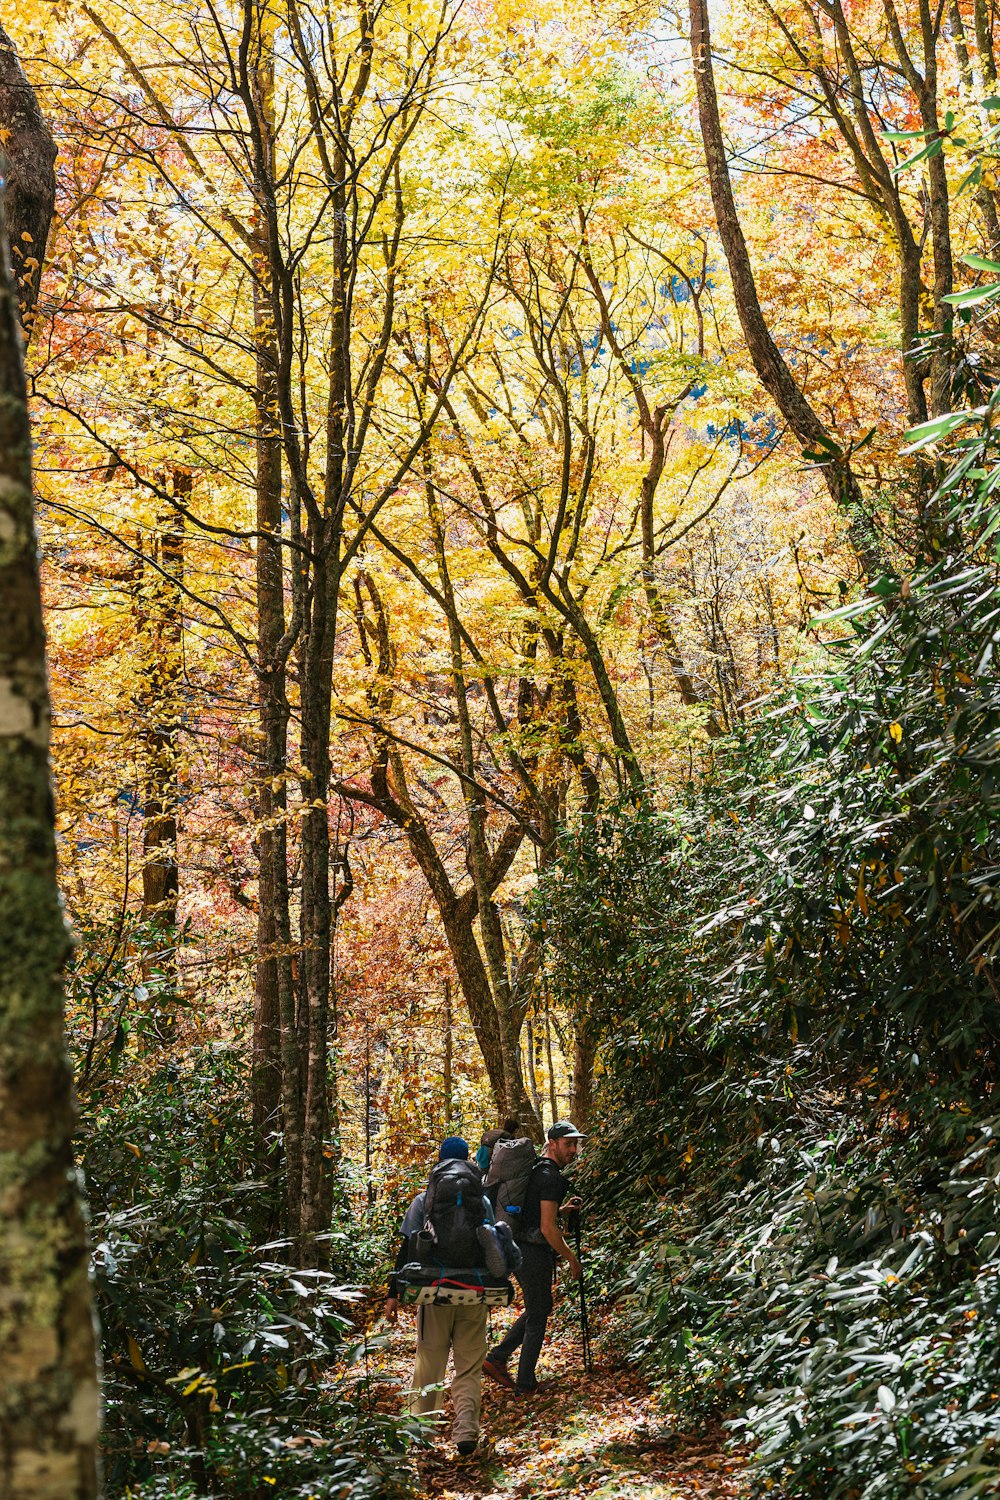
left=943, top=284, right=1000, bottom=307
left=900, top=410, right=979, bottom=454
left=849, top=427, right=877, bottom=455
left=956, top=162, right=984, bottom=198
left=962, top=254, right=1000, bottom=274
left=891, top=137, right=944, bottom=174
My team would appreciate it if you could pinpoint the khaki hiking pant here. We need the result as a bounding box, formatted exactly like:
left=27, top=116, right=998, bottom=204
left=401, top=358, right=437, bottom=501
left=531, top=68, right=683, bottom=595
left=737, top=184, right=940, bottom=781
left=406, top=1301, right=488, bottom=1444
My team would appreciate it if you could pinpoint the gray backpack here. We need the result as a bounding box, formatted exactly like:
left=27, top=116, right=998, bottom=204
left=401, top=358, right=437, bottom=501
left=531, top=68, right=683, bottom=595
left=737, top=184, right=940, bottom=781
left=485, top=1137, right=545, bottom=1243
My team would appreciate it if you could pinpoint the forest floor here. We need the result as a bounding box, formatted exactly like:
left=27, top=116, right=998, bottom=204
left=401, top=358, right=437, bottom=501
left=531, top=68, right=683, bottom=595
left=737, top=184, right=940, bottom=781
left=371, top=1301, right=747, bottom=1500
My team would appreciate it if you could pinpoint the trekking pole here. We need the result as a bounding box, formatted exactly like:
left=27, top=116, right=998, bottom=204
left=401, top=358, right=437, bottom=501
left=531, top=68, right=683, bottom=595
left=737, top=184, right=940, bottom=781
left=566, top=1207, right=593, bottom=1376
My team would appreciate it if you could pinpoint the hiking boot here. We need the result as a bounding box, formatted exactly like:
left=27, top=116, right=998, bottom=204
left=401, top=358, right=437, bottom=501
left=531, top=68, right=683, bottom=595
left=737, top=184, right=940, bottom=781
left=456, top=1439, right=478, bottom=1457
left=515, top=1379, right=556, bottom=1398
left=482, top=1356, right=516, bottom=1391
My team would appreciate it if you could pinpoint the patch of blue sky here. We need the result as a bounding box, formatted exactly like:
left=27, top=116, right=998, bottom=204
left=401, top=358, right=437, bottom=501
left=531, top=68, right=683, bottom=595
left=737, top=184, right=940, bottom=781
left=705, top=413, right=779, bottom=451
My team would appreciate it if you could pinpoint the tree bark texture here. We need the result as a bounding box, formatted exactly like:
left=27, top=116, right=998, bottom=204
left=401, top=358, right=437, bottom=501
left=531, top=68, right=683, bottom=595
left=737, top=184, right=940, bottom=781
left=0, top=186, right=102, bottom=1498
left=688, top=0, right=887, bottom=582
left=249, top=39, right=292, bottom=1198
left=138, top=478, right=185, bottom=1029
left=948, top=1, right=1000, bottom=255
left=0, top=24, right=56, bottom=333
left=570, top=1023, right=597, bottom=1133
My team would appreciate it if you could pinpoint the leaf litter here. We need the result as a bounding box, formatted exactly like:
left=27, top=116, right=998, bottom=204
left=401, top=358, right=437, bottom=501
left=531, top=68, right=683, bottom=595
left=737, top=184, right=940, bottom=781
left=372, top=1318, right=747, bottom=1499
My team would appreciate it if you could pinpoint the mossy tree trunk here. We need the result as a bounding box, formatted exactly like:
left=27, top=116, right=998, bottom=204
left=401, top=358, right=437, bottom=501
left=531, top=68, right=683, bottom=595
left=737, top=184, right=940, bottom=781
left=0, top=137, right=103, bottom=1500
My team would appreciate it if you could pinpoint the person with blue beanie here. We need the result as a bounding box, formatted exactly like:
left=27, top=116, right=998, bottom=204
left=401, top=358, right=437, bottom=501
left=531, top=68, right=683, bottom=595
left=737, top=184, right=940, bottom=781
left=384, top=1136, right=493, bottom=1457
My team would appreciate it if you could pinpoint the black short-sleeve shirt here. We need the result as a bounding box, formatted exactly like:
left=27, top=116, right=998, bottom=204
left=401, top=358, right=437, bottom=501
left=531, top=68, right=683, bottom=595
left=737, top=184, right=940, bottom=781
left=520, top=1156, right=569, bottom=1241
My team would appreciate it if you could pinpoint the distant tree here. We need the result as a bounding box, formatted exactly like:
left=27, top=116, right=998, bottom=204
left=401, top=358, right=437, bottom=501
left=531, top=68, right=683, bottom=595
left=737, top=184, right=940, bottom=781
left=0, top=35, right=102, bottom=1499
left=688, top=0, right=887, bottom=582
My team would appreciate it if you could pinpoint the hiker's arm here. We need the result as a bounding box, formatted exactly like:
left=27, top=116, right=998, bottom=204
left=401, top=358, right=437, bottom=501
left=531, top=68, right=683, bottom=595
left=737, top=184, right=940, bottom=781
left=384, top=1238, right=409, bottom=1323
left=540, top=1199, right=582, bottom=1278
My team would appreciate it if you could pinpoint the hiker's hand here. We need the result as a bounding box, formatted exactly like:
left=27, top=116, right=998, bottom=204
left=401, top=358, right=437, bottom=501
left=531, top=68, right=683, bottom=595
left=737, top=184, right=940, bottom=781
left=565, top=1253, right=582, bottom=1281
left=564, top=1196, right=583, bottom=1214
left=383, top=1296, right=400, bottom=1324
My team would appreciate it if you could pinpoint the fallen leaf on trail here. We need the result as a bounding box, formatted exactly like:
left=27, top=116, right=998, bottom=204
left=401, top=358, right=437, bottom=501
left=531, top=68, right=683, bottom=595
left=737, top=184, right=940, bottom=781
left=384, top=1319, right=748, bottom=1500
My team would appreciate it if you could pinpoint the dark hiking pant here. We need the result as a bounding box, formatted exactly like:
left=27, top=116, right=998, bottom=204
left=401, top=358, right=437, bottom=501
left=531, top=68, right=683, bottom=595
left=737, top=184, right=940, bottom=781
left=488, top=1243, right=555, bottom=1391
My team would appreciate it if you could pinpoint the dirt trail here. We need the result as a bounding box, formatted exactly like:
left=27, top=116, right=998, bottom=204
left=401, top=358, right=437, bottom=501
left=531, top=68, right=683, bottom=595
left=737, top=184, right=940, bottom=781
left=374, top=1318, right=746, bottom=1500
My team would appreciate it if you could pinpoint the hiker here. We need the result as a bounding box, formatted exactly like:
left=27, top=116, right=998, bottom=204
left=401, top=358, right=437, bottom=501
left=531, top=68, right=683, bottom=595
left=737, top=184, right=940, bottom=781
left=483, top=1120, right=585, bottom=1396
left=476, top=1116, right=520, bottom=1175
left=384, top=1136, right=502, bottom=1457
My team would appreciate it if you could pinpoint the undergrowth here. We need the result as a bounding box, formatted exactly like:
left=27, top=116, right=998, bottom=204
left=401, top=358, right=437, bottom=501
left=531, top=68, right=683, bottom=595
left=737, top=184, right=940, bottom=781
left=78, top=1047, right=416, bottom=1500
left=536, top=387, right=1000, bottom=1498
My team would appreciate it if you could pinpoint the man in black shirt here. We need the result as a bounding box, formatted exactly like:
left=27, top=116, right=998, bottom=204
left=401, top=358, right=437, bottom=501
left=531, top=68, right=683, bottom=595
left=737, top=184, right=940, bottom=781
left=483, top=1120, right=585, bottom=1395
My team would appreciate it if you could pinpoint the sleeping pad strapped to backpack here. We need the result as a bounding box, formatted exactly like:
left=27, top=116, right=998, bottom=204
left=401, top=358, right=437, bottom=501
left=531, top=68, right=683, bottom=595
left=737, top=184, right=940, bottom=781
left=398, top=1158, right=513, bottom=1307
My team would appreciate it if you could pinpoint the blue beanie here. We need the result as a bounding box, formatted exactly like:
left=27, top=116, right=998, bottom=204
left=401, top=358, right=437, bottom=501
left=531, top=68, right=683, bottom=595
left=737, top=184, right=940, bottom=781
left=439, top=1136, right=469, bottom=1161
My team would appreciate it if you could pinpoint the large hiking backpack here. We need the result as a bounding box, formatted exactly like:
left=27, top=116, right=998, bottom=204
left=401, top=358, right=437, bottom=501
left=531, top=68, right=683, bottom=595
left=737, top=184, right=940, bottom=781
left=475, top=1127, right=512, bottom=1175
left=415, top=1158, right=488, bottom=1268
left=485, top=1137, right=545, bottom=1242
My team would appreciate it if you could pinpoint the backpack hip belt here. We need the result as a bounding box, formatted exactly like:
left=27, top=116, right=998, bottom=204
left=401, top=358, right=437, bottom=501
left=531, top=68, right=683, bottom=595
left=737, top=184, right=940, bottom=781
left=397, top=1263, right=514, bottom=1308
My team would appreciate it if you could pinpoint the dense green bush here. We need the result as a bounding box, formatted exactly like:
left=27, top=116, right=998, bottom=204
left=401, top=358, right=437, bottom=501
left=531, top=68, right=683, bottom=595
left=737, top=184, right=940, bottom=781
left=622, top=1110, right=1000, bottom=1499
left=79, top=1049, right=414, bottom=1500
left=535, top=387, right=1000, bottom=1497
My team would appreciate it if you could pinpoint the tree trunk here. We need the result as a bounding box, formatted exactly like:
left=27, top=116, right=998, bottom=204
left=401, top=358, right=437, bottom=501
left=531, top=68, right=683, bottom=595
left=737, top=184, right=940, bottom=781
left=139, top=478, right=185, bottom=1034
left=570, top=1022, right=597, bottom=1132
left=0, top=24, right=56, bottom=331
left=296, top=547, right=337, bottom=1262
left=578, top=242, right=723, bottom=735
left=0, top=181, right=102, bottom=1500
left=688, top=0, right=887, bottom=582
left=948, top=0, right=1000, bottom=255
left=443, top=977, right=454, bottom=1131
left=544, top=1000, right=558, bottom=1123
left=249, top=40, right=290, bottom=1192
left=439, top=901, right=511, bottom=1108
left=251, top=328, right=289, bottom=1186
left=525, top=1012, right=543, bottom=1127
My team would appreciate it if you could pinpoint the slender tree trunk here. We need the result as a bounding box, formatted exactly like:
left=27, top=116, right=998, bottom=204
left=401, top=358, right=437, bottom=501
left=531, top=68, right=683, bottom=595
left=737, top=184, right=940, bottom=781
left=140, top=478, right=185, bottom=1032
left=443, top=977, right=454, bottom=1130
left=364, top=1019, right=374, bottom=1207
left=249, top=40, right=289, bottom=1189
left=949, top=0, right=1000, bottom=254
left=358, top=556, right=541, bottom=1133
left=578, top=242, right=723, bottom=734
left=525, top=1012, right=542, bottom=1126
left=570, top=1023, right=597, bottom=1132
left=440, top=904, right=511, bottom=1109
left=688, top=0, right=886, bottom=581
left=0, top=184, right=102, bottom=1500
left=251, top=333, right=289, bottom=1181
left=881, top=0, right=955, bottom=415
left=973, top=0, right=997, bottom=89
left=425, top=467, right=532, bottom=1122
left=296, top=547, right=337, bottom=1262
left=636, top=430, right=720, bottom=727
left=544, top=1000, right=558, bottom=1123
